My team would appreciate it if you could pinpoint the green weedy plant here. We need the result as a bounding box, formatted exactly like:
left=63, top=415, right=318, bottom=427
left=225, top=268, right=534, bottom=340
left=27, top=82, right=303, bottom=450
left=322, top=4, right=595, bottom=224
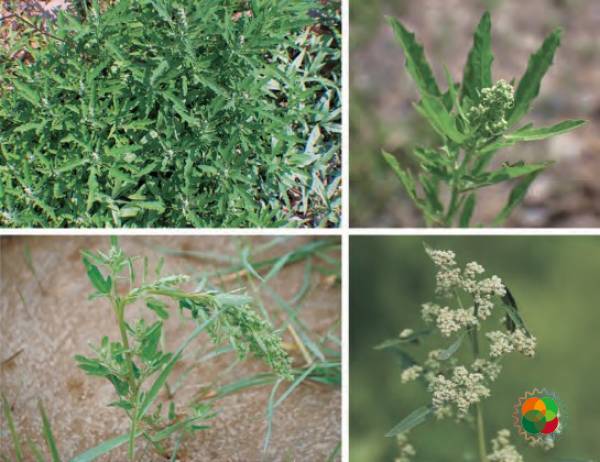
left=0, top=0, right=341, bottom=228
left=377, top=246, right=544, bottom=462
left=74, top=237, right=292, bottom=460
left=382, top=12, right=586, bottom=227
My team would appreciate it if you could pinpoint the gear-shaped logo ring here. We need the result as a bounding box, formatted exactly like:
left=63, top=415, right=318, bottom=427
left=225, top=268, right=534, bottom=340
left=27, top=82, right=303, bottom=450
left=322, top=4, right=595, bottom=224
left=513, top=388, right=565, bottom=443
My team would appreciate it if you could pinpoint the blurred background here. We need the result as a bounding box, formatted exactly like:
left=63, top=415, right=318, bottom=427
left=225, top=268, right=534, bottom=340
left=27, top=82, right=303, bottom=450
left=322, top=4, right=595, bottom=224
left=350, top=0, right=600, bottom=227
left=350, top=236, right=600, bottom=461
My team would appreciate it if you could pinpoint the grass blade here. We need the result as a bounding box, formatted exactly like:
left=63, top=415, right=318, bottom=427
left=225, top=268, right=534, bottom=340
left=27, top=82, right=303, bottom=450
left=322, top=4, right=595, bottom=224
left=69, top=432, right=137, bottom=462
left=262, top=379, right=284, bottom=452
left=326, top=441, right=341, bottom=462
left=38, top=400, right=61, bottom=462
left=137, top=313, right=218, bottom=419
left=26, top=438, right=46, bottom=462
left=274, top=364, right=316, bottom=408
left=1, top=393, right=23, bottom=461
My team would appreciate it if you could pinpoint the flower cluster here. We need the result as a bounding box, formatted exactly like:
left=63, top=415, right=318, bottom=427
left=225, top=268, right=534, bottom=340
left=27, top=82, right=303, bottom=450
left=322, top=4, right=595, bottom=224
left=395, top=247, right=537, bottom=432
left=429, top=366, right=490, bottom=419
left=529, top=435, right=555, bottom=451
left=423, top=247, right=506, bottom=330
left=182, top=298, right=293, bottom=380
left=467, top=79, right=515, bottom=139
left=436, top=306, right=477, bottom=337
left=401, top=365, right=423, bottom=384
left=486, top=329, right=537, bottom=359
left=395, top=433, right=416, bottom=462
left=474, top=275, right=506, bottom=319
left=472, top=359, right=502, bottom=382
left=399, top=328, right=414, bottom=338
left=425, top=247, right=505, bottom=300
left=487, top=429, right=524, bottom=462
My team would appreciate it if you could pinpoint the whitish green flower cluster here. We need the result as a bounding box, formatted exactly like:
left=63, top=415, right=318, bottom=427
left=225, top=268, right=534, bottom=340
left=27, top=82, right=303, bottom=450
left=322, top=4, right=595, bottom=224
left=486, top=329, right=537, bottom=358
left=397, top=248, right=537, bottom=421
left=399, top=328, right=414, bottom=338
left=529, top=435, right=555, bottom=451
left=487, top=430, right=524, bottom=462
left=395, top=433, right=416, bottom=462
left=467, top=79, right=515, bottom=140
left=424, top=247, right=506, bottom=329
left=401, top=365, right=423, bottom=384
left=472, top=358, right=502, bottom=382
left=429, top=366, right=490, bottom=419
left=435, top=306, right=477, bottom=337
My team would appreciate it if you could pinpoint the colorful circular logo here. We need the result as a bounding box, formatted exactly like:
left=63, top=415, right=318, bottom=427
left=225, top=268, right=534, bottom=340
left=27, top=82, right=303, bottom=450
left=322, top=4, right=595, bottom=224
left=513, top=389, right=564, bottom=442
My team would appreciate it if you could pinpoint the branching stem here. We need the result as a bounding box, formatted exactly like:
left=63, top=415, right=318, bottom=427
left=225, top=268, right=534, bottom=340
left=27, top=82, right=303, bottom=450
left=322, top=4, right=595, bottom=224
left=13, top=13, right=69, bottom=44
left=444, top=148, right=477, bottom=226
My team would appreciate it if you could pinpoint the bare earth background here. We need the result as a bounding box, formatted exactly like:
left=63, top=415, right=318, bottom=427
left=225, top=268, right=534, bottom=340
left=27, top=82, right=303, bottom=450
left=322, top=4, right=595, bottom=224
left=350, top=0, right=600, bottom=227
left=0, top=236, right=341, bottom=461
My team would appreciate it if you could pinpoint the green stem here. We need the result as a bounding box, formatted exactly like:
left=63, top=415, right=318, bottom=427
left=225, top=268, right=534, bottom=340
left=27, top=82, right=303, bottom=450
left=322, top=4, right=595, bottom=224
left=445, top=148, right=475, bottom=226
left=475, top=402, right=488, bottom=462
left=114, top=299, right=136, bottom=392
left=128, top=413, right=137, bottom=462
left=470, top=319, right=488, bottom=462
left=444, top=185, right=460, bottom=226
left=111, top=289, right=138, bottom=461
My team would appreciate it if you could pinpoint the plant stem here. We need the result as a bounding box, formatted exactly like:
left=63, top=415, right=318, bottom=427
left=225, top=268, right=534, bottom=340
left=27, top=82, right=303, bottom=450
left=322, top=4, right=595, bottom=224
left=128, top=414, right=137, bottom=462
left=444, top=185, right=459, bottom=226
left=111, top=289, right=138, bottom=461
left=470, top=317, right=488, bottom=462
left=114, top=299, right=136, bottom=391
left=475, top=401, right=488, bottom=462
left=445, top=148, right=476, bottom=227
left=14, top=13, right=70, bottom=45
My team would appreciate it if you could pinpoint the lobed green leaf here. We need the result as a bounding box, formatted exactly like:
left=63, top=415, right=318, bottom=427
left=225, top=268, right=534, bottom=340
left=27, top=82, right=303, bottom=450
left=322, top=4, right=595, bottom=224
left=482, top=119, right=586, bottom=153
left=461, top=12, right=493, bottom=103
left=464, top=162, right=551, bottom=190
left=493, top=171, right=541, bottom=226
left=387, top=16, right=441, bottom=97
left=509, top=28, right=562, bottom=126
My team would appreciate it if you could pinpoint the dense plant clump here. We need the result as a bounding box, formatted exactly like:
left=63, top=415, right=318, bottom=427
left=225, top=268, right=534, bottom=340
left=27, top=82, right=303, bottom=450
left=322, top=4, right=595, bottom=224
left=378, top=246, right=540, bottom=461
left=382, top=12, right=585, bottom=227
left=0, top=0, right=341, bottom=227
left=76, top=238, right=291, bottom=459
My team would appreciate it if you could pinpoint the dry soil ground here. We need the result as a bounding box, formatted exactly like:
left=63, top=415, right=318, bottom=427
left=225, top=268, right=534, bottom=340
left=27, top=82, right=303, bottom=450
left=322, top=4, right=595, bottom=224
left=0, top=236, right=341, bottom=461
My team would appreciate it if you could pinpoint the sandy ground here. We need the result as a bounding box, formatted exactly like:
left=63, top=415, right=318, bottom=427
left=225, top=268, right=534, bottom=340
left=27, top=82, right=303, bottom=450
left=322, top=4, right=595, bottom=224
left=350, top=0, right=600, bottom=227
left=0, top=236, right=341, bottom=461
